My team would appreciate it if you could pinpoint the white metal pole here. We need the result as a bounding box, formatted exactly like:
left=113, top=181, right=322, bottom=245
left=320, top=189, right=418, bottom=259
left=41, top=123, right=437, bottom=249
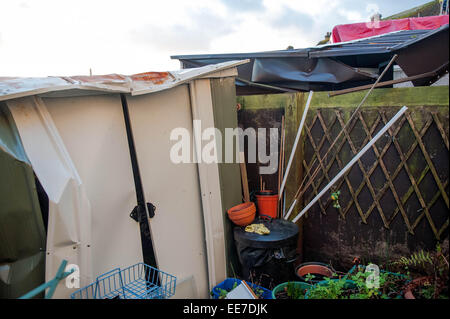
left=288, top=106, right=408, bottom=223
left=279, top=90, right=313, bottom=199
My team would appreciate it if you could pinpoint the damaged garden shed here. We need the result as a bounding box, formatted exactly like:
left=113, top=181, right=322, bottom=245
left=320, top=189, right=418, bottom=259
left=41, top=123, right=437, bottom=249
left=0, top=60, right=248, bottom=298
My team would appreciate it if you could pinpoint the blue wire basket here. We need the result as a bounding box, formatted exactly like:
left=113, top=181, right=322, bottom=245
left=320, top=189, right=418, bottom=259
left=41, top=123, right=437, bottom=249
left=71, top=262, right=176, bottom=299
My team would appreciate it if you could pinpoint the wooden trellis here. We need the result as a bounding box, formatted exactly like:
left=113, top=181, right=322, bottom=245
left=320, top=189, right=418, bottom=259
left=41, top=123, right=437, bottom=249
left=302, top=107, right=449, bottom=241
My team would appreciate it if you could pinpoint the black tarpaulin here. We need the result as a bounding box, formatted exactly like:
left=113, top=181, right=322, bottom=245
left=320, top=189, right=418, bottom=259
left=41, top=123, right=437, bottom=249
left=252, top=57, right=377, bottom=84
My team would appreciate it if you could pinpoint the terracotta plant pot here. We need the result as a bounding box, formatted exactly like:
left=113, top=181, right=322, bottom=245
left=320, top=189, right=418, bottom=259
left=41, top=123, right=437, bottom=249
left=403, top=276, right=433, bottom=299
left=227, top=202, right=256, bottom=226
left=296, top=262, right=335, bottom=283
left=255, top=190, right=278, bottom=219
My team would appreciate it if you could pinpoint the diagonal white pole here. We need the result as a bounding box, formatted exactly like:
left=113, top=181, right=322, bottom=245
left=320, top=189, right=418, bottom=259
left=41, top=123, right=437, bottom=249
left=287, top=106, right=408, bottom=223
left=279, top=90, right=313, bottom=199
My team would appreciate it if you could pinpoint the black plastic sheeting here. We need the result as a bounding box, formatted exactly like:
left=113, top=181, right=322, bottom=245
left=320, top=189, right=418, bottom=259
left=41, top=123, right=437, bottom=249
left=252, top=57, right=377, bottom=87
left=233, top=218, right=299, bottom=288
left=172, top=24, right=449, bottom=94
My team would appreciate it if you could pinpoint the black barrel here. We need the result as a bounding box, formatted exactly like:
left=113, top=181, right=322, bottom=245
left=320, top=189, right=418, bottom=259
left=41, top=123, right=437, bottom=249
left=233, top=218, right=299, bottom=289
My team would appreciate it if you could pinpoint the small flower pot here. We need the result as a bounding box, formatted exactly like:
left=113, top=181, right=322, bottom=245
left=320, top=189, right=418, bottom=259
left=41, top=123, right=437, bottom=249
left=295, top=262, right=335, bottom=283
left=227, top=202, right=256, bottom=226
left=255, top=190, right=278, bottom=219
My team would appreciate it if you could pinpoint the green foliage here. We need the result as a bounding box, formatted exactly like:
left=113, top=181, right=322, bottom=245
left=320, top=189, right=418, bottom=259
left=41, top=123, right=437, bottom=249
left=331, top=191, right=341, bottom=209
left=285, top=282, right=305, bottom=299
left=214, top=281, right=238, bottom=299
left=391, top=244, right=449, bottom=299
left=393, top=250, right=433, bottom=268
left=307, top=277, right=347, bottom=299
left=306, top=268, right=407, bottom=299
left=305, top=274, right=315, bottom=283
left=420, top=284, right=436, bottom=299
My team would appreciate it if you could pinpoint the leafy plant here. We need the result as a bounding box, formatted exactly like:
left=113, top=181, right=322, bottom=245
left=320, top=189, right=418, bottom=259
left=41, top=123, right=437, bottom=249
left=307, top=277, right=348, bottom=299
left=393, top=250, right=433, bottom=268
left=253, top=288, right=264, bottom=298
left=390, top=243, right=449, bottom=299
left=286, top=282, right=304, bottom=299
left=306, top=268, right=408, bottom=299
left=212, top=281, right=238, bottom=299
left=305, top=274, right=316, bottom=283
left=331, top=191, right=341, bottom=209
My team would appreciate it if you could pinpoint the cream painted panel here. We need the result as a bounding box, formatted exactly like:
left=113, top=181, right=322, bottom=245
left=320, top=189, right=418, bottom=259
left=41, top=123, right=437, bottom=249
left=7, top=96, right=93, bottom=299
left=42, top=95, right=143, bottom=278
left=127, top=85, right=209, bottom=298
left=189, top=79, right=227, bottom=290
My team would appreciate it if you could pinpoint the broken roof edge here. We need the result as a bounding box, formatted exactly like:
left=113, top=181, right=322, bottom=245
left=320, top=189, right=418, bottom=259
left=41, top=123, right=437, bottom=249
left=131, top=59, right=249, bottom=96
left=172, top=24, right=449, bottom=62
left=0, top=60, right=249, bottom=102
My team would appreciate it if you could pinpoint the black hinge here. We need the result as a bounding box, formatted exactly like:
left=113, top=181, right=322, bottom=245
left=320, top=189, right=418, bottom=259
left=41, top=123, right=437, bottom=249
left=130, top=202, right=156, bottom=222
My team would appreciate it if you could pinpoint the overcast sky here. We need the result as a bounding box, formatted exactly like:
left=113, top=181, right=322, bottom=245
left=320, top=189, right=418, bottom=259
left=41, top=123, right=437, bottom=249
left=0, top=0, right=430, bottom=77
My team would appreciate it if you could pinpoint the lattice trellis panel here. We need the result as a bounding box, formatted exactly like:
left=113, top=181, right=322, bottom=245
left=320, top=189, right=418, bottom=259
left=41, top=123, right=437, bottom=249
left=302, top=107, right=449, bottom=240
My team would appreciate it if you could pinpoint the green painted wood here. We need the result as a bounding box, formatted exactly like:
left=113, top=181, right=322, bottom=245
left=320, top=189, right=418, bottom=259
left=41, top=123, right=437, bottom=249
left=238, top=87, right=449, bottom=111
left=306, top=86, right=449, bottom=109
left=0, top=102, right=46, bottom=299
left=237, top=93, right=295, bottom=110
left=210, top=77, right=243, bottom=278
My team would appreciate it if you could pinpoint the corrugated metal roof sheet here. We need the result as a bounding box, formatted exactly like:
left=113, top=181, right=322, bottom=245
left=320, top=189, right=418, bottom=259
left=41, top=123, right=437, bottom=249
left=172, top=24, right=448, bottom=60
left=310, top=25, right=449, bottom=58
left=172, top=25, right=448, bottom=93
left=0, top=60, right=249, bottom=102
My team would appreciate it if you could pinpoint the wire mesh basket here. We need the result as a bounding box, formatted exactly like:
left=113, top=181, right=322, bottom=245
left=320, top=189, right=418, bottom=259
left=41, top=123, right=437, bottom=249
left=71, top=262, right=176, bottom=299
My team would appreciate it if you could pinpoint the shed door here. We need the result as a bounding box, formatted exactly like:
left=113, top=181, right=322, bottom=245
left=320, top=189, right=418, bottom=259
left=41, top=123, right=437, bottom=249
left=127, top=84, right=209, bottom=298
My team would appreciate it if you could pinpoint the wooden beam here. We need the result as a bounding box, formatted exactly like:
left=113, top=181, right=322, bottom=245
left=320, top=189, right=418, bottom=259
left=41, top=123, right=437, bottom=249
left=328, top=71, right=437, bottom=97
left=239, top=151, right=250, bottom=202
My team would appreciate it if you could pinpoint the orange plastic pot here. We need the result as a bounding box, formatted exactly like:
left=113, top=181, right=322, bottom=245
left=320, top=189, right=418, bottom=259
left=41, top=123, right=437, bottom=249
left=255, top=190, right=278, bottom=219
left=227, top=202, right=256, bottom=226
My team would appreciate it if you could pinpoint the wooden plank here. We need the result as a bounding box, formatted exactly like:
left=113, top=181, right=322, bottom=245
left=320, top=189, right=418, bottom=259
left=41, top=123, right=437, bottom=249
left=289, top=106, right=408, bottom=223
left=328, top=71, right=437, bottom=97
left=209, top=77, right=243, bottom=280
left=239, top=151, right=250, bottom=202
left=189, top=79, right=227, bottom=292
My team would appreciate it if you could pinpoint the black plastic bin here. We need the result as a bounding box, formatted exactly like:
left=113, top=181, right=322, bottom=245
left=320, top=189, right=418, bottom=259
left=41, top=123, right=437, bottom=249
left=233, top=218, right=299, bottom=289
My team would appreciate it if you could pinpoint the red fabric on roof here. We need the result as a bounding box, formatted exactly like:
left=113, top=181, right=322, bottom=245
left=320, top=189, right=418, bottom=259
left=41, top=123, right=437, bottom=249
left=331, top=15, right=449, bottom=43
